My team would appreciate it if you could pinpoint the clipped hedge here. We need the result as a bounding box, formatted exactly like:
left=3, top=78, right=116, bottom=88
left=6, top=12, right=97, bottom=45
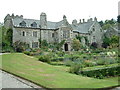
left=80, top=66, right=120, bottom=79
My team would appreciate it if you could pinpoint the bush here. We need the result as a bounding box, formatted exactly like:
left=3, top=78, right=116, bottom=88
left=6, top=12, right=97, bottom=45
left=23, top=51, right=30, bottom=55
left=38, top=55, right=51, bottom=64
left=70, top=64, right=81, bottom=74
left=90, top=42, right=98, bottom=49
left=81, top=65, right=120, bottom=79
left=56, top=51, right=65, bottom=57
left=69, top=63, right=83, bottom=74
left=64, top=60, right=74, bottom=66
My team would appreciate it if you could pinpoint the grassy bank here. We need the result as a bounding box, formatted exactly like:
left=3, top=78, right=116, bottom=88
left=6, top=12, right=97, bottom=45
left=1, top=53, right=119, bottom=88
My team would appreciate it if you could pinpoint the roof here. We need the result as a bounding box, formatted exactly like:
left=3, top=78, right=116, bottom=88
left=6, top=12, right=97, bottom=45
left=12, top=18, right=40, bottom=28
left=72, top=21, right=95, bottom=33
left=12, top=17, right=70, bottom=30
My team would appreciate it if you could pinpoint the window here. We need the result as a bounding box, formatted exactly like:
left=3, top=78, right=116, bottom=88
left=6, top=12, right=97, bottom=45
left=19, top=21, right=26, bottom=27
left=93, top=36, right=95, bottom=39
left=22, top=31, right=25, bottom=36
left=52, top=33, right=54, bottom=37
left=33, top=31, right=37, bottom=37
left=31, top=22, right=37, bottom=27
left=32, top=42, right=38, bottom=48
left=93, top=28, right=95, bottom=31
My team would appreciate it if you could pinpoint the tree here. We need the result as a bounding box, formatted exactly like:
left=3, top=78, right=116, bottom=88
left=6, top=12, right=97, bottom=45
left=99, top=21, right=104, bottom=27
left=55, top=40, right=65, bottom=51
left=102, top=36, right=111, bottom=48
left=110, top=35, right=119, bottom=47
left=72, top=38, right=81, bottom=51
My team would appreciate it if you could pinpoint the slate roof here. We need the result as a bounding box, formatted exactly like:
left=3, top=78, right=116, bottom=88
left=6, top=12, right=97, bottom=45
left=12, top=18, right=61, bottom=29
left=72, top=21, right=95, bottom=33
left=12, top=18, right=40, bottom=28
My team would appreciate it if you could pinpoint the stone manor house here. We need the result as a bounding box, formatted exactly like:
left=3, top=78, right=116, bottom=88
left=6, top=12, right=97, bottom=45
left=4, top=13, right=104, bottom=51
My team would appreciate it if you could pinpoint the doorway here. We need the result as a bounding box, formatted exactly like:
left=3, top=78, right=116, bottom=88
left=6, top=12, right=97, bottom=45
left=64, top=43, right=68, bottom=51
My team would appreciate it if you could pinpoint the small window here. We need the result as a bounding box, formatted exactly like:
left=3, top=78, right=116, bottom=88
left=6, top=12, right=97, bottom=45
left=93, top=36, right=95, bottom=39
left=93, top=28, right=95, bottom=31
left=33, top=31, right=37, bottom=37
left=52, top=33, right=54, bottom=37
left=22, top=31, right=25, bottom=36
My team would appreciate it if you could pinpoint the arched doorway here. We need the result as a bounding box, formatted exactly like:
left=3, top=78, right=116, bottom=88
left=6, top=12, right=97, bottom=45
left=64, top=43, right=68, bottom=51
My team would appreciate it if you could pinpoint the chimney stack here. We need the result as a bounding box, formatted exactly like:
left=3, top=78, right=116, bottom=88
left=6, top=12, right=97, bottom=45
left=83, top=19, right=85, bottom=23
left=94, top=17, right=97, bottom=21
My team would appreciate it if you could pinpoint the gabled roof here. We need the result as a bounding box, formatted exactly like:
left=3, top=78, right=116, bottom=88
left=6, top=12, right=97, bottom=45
left=72, top=21, right=95, bottom=33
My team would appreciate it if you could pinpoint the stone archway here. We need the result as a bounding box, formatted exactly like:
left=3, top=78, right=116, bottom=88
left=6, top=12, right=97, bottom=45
left=64, top=43, right=68, bottom=51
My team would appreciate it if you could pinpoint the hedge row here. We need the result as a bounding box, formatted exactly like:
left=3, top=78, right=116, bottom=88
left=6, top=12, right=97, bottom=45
left=80, top=66, right=120, bottom=79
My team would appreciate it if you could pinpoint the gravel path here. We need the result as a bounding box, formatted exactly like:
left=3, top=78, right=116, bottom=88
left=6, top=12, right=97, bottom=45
left=0, top=70, right=43, bottom=89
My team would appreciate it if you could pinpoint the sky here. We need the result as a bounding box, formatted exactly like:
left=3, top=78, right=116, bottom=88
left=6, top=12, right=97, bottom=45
left=0, top=0, right=119, bottom=24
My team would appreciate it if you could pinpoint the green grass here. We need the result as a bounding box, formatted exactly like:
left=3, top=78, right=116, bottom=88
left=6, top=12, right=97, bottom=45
left=1, top=53, right=119, bottom=88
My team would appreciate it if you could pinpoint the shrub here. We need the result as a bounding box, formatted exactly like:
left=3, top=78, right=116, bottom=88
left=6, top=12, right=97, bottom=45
left=83, top=60, right=96, bottom=67
left=69, top=63, right=83, bottom=74
left=23, top=51, right=30, bottom=55
left=64, top=60, right=74, bottom=66
left=56, top=51, right=65, bottom=57
left=13, top=41, right=29, bottom=52
left=72, top=38, right=81, bottom=51
left=81, top=65, right=120, bottom=79
left=90, top=42, right=98, bottom=49
left=38, top=55, right=51, bottom=64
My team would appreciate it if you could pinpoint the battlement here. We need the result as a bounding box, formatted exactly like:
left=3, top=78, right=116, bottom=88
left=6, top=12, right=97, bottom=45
left=4, top=13, right=23, bottom=22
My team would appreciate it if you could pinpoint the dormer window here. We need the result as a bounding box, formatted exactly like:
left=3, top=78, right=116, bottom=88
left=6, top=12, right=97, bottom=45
left=19, top=21, right=26, bottom=27
left=31, top=22, right=37, bottom=28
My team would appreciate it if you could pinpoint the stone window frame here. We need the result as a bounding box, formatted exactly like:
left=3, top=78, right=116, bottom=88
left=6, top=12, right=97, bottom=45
left=52, top=33, right=54, bottom=38
left=32, top=31, right=37, bottom=37
left=22, top=31, right=26, bottom=36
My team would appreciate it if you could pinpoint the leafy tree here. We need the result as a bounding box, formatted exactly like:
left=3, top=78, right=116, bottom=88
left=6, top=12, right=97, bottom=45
left=102, top=36, right=111, bottom=48
left=110, top=35, right=119, bottom=47
left=72, top=38, right=81, bottom=51
left=99, top=21, right=104, bottom=27
left=55, top=40, right=65, bottom=51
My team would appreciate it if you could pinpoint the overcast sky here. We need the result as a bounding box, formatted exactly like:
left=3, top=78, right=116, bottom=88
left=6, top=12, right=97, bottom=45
left=0, top=0, right=119, bottom=23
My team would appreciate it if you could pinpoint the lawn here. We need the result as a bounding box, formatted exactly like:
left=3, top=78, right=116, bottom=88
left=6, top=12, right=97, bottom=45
left=1, top=53, right=119, bottom=88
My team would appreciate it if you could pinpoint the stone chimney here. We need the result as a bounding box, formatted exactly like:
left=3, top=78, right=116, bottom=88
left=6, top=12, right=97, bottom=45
left=83, top=19, right=85, bottom=23
left=79, top=19, right=82, bottom=24
left=72, top=19, right=77, bottom=26
left=94, top=17, right=97, bottom=21
left=20, top=15, right=23, bottom=18
left=87, top=18, right=93, bottom=22
left=63, top=15, right=67, bottom=20
left=40, top=12, right=47, bottom=29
